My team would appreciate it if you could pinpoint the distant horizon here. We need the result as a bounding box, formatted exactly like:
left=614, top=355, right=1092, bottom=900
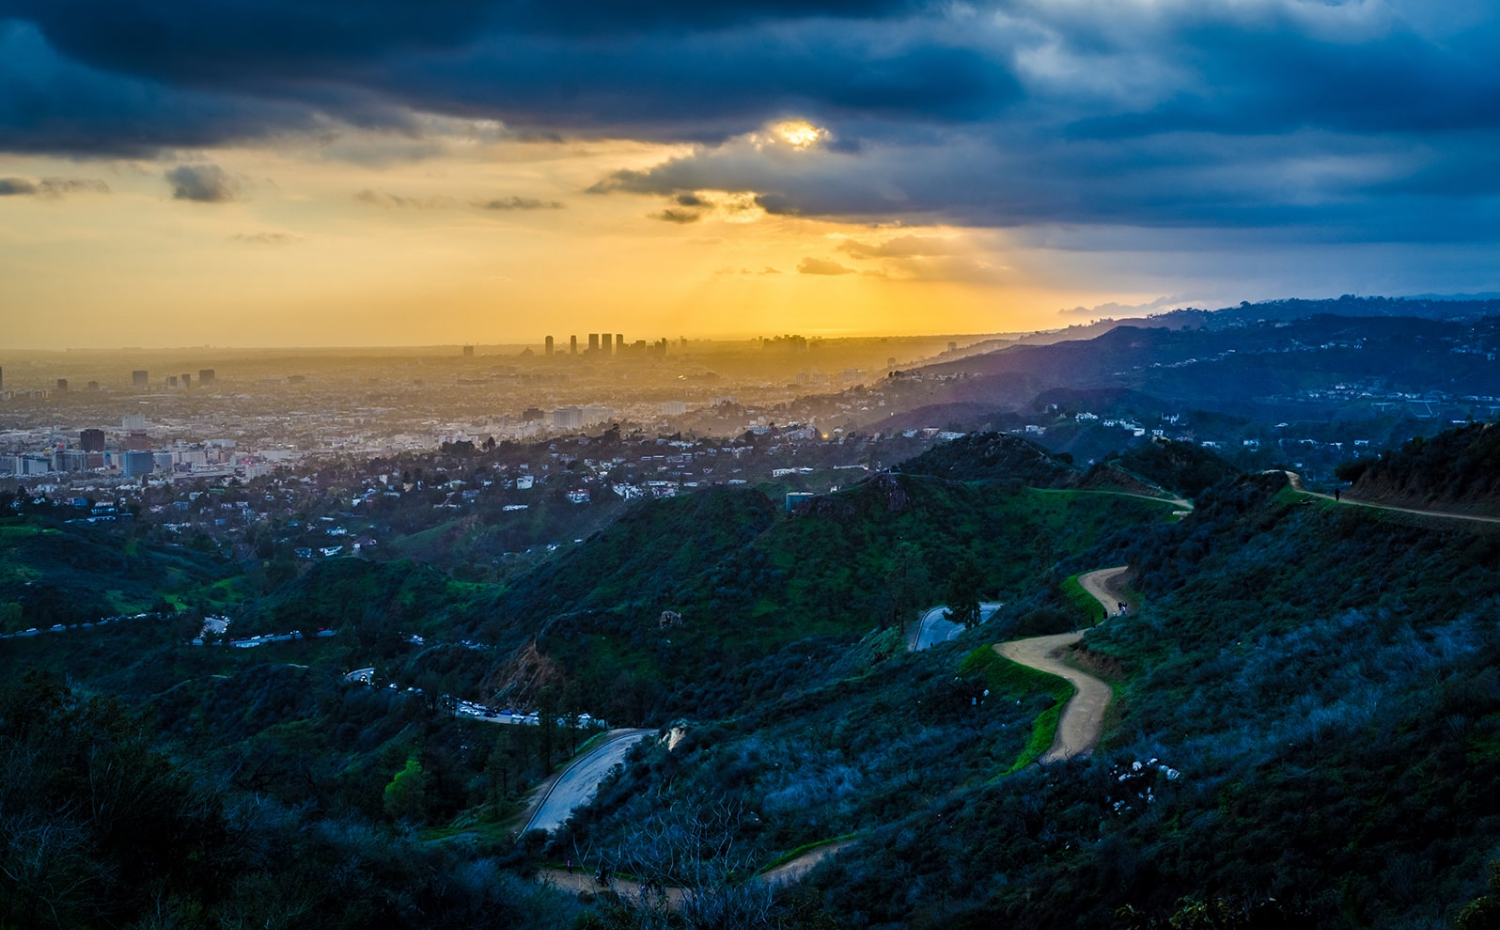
left=7, top=289, right=1500, bottom=353
left=1, top=330, right=1008, bottom=355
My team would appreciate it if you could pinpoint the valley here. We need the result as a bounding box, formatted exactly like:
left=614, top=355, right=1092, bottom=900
left=5, top=301, right=1500, bottom=929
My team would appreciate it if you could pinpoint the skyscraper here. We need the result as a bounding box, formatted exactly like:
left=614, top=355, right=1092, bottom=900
left=588, top=333, right=599, bottom=352
left=570, top=335, right=578, bottom=355
left=616, top=334, right=625, bottom=355
left=132, top=370, right=148, bottom=388
left=602, top=333, right=613, bottom=356
left=122, top=450, right=155, bottom=478
left=55, top=379, right=68, bottom=392
left=199, top=369, right=216, bottom=385
left=79, top=428, right=106, bottom=453
left=545, top=336, right=554, bottom=356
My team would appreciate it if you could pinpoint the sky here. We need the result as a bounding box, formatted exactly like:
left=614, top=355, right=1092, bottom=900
left=2, top=0, right=1498, bottom=348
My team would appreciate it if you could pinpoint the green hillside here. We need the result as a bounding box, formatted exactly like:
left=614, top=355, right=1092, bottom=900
left=0, top=516, right=230, bottom=634
left=469, top=474, right=1178, bottom=723
left=1343, top=420, right=1500, bottom=516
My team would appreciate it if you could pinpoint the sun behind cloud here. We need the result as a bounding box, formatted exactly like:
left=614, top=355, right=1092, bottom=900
left=767, top=120, right=829, bottom=150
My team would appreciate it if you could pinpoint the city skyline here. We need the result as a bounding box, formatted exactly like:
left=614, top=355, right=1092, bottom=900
left=3, top=1, right=1499, bottom=348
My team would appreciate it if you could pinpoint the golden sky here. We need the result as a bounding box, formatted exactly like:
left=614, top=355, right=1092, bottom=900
left=0, top=120, right=1155, bottom=349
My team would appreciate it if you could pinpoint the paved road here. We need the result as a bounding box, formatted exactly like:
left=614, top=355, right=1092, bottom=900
left=909, top=602, right=1002, bottom=652
left=994, top=566, right=1127, bottom=763
left=522, top=728, right=653, bottom=834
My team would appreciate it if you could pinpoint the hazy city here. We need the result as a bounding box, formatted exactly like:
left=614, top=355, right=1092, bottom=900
left=6, top=2, right=1500, bottom=929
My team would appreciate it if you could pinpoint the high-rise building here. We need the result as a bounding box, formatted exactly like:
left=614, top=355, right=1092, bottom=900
left=166, top=375, right=179, bottom=388
left=86, top=381, right=100, bottom=391
left=569, top=335, right=578, bottom=355
left=181, top=373, right=192, bottom=389
left=544, top=336, right=554, bottom=356
left=122, top=414, right=146, bottom=431
left=131, top=370, right=148, bottom=388
left=616, top=334, right=625, bottom=354
left=122, top=450, right=155, bottom=478
left=463, top=345, right=475, bottom=357
left=948, top=341, right=958, bottom=353
left=55, top=378, right=68, bottom=392
left=0, top=366, right=4, bottom=391
left=553, top=406, right=584, bottom=430
left=588, top=333, right=599, bottom=353
left=79, top=428, right=105, bottom=453
left=602, top=333, right=613, bottom=356
left=198, top=369, right=216, bottom=386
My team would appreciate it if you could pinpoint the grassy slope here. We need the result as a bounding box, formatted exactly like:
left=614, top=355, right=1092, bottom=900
left=806, top=471, right=1500, bottom=929
left=469, top=477, right=1177, bottom=723
left=0, top=517, right=229, bottom=632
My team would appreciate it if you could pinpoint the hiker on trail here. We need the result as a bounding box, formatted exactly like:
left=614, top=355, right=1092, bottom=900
left=1334, top=487, right=1341, bottom=501
left=566, top=859, right=573, bottom=874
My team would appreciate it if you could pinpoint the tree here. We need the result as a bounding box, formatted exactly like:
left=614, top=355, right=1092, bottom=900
left=1457, top=861, right=1500, bottom=930
left=486, top=730, right=523, bottom=815
left=537, top=687, right=560, bottom=769
left=602, top=799, right=774, bottom=930
left=884, top=542, right=930, bottom=633
left=383, top=756, right=426, bottom=823
left=943, top=554, right=983, bottom=628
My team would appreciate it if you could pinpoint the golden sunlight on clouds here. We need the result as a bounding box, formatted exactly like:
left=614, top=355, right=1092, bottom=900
left=767, top=120, right=830, bottom=150
left=0, top=127, right=1105, bottom=348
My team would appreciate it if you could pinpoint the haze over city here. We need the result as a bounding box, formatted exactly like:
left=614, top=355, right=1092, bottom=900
left=4, top=0, right=1500, bottom=348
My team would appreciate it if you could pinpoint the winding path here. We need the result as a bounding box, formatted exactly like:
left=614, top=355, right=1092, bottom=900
left=994, top=566, right=1127, bottom=763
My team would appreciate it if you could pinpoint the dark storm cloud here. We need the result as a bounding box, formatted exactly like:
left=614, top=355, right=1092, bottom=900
left=2, top=0, right=1499, bottom=241
left=164, top=163, right=240, bottom=202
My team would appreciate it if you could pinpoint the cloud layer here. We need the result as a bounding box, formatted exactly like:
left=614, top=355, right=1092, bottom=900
left=2, top=0, right=1498, bottom=242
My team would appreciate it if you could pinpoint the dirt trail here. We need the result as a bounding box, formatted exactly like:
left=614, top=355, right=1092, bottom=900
left=539, top=867, right=689, bottom=907
left=538, top=840, right=852, bottom=909
left=994, top=566, right=1127, bottom=763
left=758, top=840, right=853, bottom=886
left=1306, top=490, right=1500, bottom=524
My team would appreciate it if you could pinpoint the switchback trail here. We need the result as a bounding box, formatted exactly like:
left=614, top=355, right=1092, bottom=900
left=995, top=566, right=1127, bottom=763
